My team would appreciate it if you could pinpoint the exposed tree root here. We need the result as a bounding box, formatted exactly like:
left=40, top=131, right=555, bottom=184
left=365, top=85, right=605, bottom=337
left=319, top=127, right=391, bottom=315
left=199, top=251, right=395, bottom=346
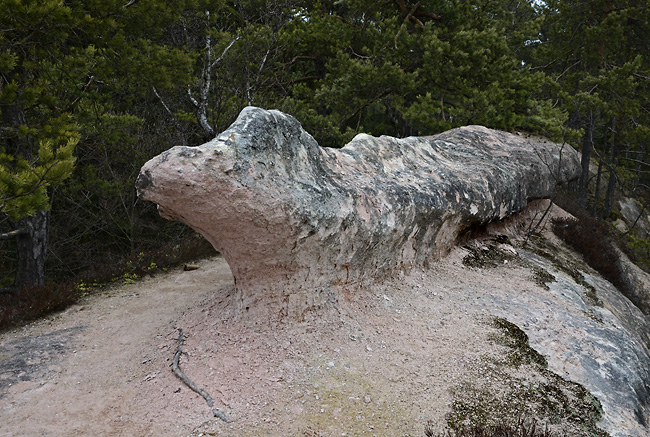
left=172, top=328, right=229, bottom=422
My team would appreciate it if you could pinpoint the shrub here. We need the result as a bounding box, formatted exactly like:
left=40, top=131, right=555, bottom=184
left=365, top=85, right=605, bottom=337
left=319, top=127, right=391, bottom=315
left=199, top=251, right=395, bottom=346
left=551, top=216, right=630, bottom=295
left=0, top=233, right=217, bottom=332
left=0, top=281, right=79, bottom=330
left=78, top=233, right=216, bottom=286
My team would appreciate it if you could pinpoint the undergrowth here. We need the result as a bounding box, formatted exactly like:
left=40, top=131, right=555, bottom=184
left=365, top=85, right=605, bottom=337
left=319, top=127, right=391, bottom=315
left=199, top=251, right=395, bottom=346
left=0, top=281, right=79, bottom=332
left=551, top=216, right=630, bottom=296
left=553, top=189, right=642, bottom=269
left=77, top=233, right=216, bottom=287
left=0, top=233, right=216, bottom=331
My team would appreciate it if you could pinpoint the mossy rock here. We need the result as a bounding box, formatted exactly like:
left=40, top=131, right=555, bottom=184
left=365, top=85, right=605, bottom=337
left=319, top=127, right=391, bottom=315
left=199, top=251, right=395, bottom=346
left=462, top=242, right=518, bottom=269
left=532, top=267, right=556, bottom=291
left=444, top=317, right=607, bottom=436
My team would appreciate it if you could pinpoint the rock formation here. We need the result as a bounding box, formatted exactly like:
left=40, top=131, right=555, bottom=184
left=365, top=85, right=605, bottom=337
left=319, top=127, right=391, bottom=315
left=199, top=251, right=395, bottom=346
left=134, top=108, right=650, bottom=434
left=493, top=235, right=650, bottom=435
left=136, top=106, right=580, bottom=315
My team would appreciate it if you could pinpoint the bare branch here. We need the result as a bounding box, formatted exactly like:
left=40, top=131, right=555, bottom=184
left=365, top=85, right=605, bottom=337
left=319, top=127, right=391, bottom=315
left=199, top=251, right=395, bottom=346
left=172, top=329, right=229, bottom=422
left=153, top=87, right=188, bottom=146
left=186, top=86, right=199, bottom=109
left=395, top=1, right=423, bottom=48
left=248, top=48, right=271, bottom=105
left=554, top=59, right=581, bottom=83
left=283, top=55, right=317, bottom=67
left=186, top=14, right=241, bottom=138
left=64, top=74, right=96, bottom=112
left=256, top=48, right=270, bottom=83
left=619, top=157, right=650, bottom=168
left=210, top=34, right=241, bottom=70
left=153, top=86, right=175, bottom=116
left=0, top=229, right=24, bottom=240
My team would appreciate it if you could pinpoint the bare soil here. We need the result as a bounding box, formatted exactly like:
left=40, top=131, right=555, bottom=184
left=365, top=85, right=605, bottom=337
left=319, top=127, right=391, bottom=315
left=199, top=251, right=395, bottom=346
left=0, top=210, right=603, bottom=436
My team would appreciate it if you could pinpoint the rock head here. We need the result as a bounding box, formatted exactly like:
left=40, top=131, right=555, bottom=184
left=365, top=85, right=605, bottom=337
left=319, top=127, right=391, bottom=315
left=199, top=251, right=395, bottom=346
left=136, top=107, right=580, bottom=316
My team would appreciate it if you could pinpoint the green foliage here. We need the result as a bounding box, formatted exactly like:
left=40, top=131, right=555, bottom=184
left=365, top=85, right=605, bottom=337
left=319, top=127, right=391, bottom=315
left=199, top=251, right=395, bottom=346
left=0, top=0, right=87, bottom=222
left=273, top=0, right=561, bottom=146
left=0, top=0, right=648, bottom=321
left=0, top=137, right=77, bottom=219
left=122, top=272, right=139, bottom=285
left=533, top=0, right=650, bottom=212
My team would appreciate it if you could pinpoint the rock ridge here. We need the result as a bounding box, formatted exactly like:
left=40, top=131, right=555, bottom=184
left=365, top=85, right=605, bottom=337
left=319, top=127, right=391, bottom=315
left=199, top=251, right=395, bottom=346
left=136, top=107, right=580, bottom=315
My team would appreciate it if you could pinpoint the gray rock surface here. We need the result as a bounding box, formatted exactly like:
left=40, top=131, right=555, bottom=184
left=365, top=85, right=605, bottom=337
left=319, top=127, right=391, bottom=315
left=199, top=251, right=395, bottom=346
left=136, top=106, right=580, bottom=315
left=516, top=250, right=650, bottom=435
left=619, top=197, right=650, bottom=236
left=430, top=231, right=650, bottom=435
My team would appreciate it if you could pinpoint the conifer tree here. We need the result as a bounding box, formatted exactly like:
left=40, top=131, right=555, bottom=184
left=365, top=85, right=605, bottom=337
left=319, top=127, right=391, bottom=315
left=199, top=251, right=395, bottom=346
left=533, top=0, right=650, bottom=214
left=0, top=0, right=82, bottom=288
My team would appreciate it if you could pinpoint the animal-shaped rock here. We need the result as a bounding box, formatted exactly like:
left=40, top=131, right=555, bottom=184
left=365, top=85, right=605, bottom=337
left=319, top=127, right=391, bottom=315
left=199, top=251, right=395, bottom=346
left=136, top=107, right=580, bottom=315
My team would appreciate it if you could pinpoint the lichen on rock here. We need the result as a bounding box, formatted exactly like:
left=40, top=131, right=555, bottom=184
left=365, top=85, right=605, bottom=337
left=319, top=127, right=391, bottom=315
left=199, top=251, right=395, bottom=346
left=136, top=106, right=580, bottom=316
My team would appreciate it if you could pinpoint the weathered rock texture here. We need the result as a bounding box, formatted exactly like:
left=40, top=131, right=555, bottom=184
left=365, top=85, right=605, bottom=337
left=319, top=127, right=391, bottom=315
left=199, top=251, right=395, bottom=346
left=505, top=247, right=650, bottom=435
left=136, top=107, right=579, bottom=314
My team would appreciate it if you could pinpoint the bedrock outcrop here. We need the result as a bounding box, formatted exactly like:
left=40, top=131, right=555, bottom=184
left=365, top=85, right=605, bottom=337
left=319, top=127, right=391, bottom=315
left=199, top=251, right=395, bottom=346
left=136, top=107, right=580, bottom=314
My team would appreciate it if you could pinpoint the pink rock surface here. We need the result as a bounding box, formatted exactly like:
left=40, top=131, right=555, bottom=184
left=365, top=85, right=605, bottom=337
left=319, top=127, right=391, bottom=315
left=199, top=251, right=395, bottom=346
left=136, top=107, right=580, bottom=316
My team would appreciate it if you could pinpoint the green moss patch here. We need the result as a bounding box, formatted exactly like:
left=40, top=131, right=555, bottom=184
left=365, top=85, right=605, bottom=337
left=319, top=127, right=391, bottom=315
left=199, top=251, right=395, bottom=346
left=462, top=243, right=518, bottom=269
left=490, top=317, right=548, bottom=368
left=526, top=234, right=602, bottom=307
left=532, top=267, right=556, bottom=291
left=444, top=317, right=607, bottom=436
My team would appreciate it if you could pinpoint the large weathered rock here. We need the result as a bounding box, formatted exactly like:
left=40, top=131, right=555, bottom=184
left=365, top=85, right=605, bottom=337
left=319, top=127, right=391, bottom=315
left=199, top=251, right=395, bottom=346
left=136, top=107, right=580, bottom=315
left=501, top=246, right=650, bottom=435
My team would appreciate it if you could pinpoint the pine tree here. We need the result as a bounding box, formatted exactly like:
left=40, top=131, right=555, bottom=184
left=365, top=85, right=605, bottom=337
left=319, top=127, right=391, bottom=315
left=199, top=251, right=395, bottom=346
left=533, top=0, right=650, bottom=214
left=272, top=0, right=563, bottom=147
left=0, top=0, right=82, bottom=289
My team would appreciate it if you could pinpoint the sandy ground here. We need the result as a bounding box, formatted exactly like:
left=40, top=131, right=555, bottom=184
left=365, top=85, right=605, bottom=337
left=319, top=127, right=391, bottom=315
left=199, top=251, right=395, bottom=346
left=0, top=211, right=613, bottom=436
left=0, top=250, right=521, bottom=437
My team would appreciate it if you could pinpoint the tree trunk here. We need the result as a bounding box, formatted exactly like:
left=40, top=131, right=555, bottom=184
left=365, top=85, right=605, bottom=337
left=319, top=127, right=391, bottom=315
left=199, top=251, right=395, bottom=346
left=578, top=110, right=593, bottom=207
left=187, top=27, right=240, bottom=140
left=592, top=154, right=604, bottom=217
left=603, top=166, right=617, bottom=219
left=634, top=140, right=647, bottom=193
left=14, top=210, right=48, bottom=289
left=3, top=100, right=49, bottom=290
left=602, top=116, right=618, bottom=219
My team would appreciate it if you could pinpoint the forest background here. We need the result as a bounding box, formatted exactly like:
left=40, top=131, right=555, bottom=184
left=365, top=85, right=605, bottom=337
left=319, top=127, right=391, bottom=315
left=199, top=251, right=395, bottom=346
left=0, top=0, right=649, bottom=319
